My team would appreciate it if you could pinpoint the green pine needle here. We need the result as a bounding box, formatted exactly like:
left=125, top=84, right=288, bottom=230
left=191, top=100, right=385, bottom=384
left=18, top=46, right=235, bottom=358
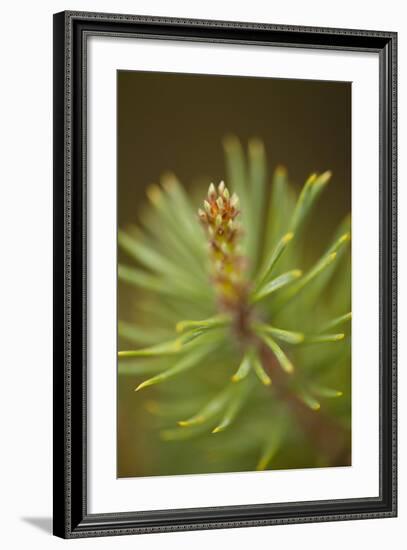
left=257, top=332, right=295, bottom=374
left=256, top=416, right=286, bottom=471
left=178, top=386, right=232, bottom=427
left=134, top=344, right=215, bottom=391
left=252, top=352, right=272, bottom=386
left=176, top=314, right=230, bottom=334
left=311, top=385, right=343, bottom=398
left=253, top=322, right=304, bottom=344
left=290, top=171, right=332, bottom=233
left=303, top=333, right=345, bottom=344
left=213, top=379, right=254, bottom=433
left=231, top=352, right=252, bottom=382
left=255, top=231, right=294, bottom=290
left=298, top=390, right=321, bottom=411
left=320, top=312, right=352, bottom=332
left=251, top=269, right=302, bottom=303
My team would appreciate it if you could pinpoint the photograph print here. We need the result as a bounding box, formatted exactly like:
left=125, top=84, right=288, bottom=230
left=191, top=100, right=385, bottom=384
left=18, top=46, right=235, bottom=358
left=117, top=70, right=352, bottom=479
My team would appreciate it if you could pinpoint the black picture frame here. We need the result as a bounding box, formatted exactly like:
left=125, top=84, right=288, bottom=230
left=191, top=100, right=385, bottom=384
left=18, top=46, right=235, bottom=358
left=53, top=10, right=397, bottom=539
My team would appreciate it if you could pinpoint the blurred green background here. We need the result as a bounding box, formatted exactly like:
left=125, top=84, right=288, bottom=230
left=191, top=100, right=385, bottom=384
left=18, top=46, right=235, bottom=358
left=117, top=70, right=351, bottom=478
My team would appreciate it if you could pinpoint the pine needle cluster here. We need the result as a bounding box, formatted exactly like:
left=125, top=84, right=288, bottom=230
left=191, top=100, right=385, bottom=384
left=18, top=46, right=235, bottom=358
left=118, top=136, right=351, bottom=475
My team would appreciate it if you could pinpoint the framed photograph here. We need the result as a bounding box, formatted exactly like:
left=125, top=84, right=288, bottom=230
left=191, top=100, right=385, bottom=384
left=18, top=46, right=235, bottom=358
left=53, top=11, right=397, bottom=538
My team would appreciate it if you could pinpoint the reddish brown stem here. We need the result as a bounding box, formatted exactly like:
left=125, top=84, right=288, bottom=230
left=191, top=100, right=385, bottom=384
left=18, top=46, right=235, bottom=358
left=259, top=345, right=351, bottom=466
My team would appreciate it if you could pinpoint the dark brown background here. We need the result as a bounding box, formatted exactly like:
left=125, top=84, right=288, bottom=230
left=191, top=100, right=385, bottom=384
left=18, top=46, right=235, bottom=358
left=117, top=70, right=351, bottom=238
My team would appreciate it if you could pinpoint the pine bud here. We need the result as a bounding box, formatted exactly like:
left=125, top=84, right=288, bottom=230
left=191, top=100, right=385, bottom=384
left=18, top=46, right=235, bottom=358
left=203, top=200, right=211, bottom=214
left=198, top=208, right=207, bottom=222
left=230, top=193, right=239, bottom=208
left=198, top=186, right=248, bottom=310
left=208, top=183, right=217, bottom=200
left=216, top=196, right=224, bottom=210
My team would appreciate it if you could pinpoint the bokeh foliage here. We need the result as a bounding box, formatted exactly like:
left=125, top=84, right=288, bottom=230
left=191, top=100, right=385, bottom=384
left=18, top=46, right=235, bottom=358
left=118, top=137, right=351, bottom=478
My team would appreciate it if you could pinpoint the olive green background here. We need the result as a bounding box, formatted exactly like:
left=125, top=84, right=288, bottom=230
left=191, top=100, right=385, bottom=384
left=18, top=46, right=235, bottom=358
left=117, top=70, right=351, bottom=478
